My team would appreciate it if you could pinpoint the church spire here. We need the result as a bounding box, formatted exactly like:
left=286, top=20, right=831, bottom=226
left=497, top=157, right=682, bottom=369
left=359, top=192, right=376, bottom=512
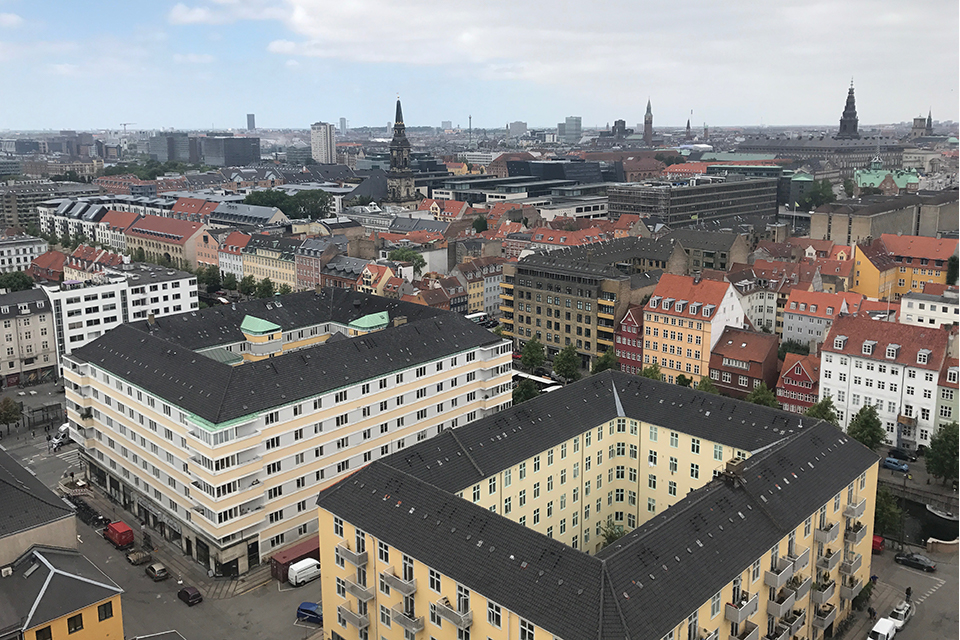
left=837, top=81, right=859, bottom=139
left=395, top=96, right=404, bottom=126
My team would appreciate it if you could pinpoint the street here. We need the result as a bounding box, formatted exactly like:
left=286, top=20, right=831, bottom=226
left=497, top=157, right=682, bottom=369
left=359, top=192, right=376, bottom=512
left=867, top=546, right=957, bottom=640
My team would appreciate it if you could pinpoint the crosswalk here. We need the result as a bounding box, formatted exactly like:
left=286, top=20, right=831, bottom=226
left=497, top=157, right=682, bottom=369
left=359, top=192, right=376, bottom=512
left=55, top=448, right=80, bottom=467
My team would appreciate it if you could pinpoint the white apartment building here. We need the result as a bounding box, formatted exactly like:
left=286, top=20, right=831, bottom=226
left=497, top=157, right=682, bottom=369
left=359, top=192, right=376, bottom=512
left=63, top=290, right=512, bottom=576
left=0, top=288, right=58, bottom=388
left=0, top=234, right=47, bottom=274
left=820, top=314, right=952, bottom=451
left=43, top=263, right=198, bottom=364
left=899, top=287, right=959, bottom=328
left=310, top=122, right=337, bottom=164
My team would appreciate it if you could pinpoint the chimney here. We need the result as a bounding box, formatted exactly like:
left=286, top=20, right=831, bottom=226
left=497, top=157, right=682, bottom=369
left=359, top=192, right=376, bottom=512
left=147, top=313, right=156, bottom=327
left=393, top=315, right=407, bottom=328
left=315, top=284, right=322, bottom=295
left=723, top=458, right=746, bottom=486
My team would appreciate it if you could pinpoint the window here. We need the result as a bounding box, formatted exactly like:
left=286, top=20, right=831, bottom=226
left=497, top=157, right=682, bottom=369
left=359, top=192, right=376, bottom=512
left=488, top=601, right=502, bottom=627
left=669, top=457, right=678, bottom=473
left=711, top=591, right=721, bottom=617
left=35, top=628, right=53, bottom=640
left=669, top=431, right=678, bottom=447
left=67, top=613, right=83, bottom=633
left=668, top=480, right=677, bottom=496
left=98, top=601, right=113, bottom=621
left=520, top=619, right=536, bottom=640
left=690, top=463, right=699, bottom=479
left=429, top=568, right=441, bottom=592
left=691, top=438, right=700, bottom=454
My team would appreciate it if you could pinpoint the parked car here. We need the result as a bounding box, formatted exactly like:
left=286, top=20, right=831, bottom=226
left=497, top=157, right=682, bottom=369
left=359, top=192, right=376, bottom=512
left=888, top=448, right=917, bottom=462
left=177, top=586, right=203, bottom=606
left=882, top=457, right=909, bottom=473
left=888, top=600, right=914, bottom=629
left=287, top=558, right=321, bottom=586
left=894, top=552, right=937, bottom=572
left=296, top=602, right=323, bottom=625
left=145, top=563, right=169, bottom=581
left=103, top=521, right=135, bottom=550
left=872, top=535, right=886, bottom=554
left=868, top=618, right=898, bottom=640
left=50, top=432, right=70, bottom=447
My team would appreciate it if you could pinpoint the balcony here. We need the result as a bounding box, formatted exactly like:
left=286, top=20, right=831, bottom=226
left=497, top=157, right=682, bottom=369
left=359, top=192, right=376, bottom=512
left=840, top=578, right=863, bottom=600
left=845, top=521, right=867, bottom=545
left=725, top=592, right=759, bottom=624
left=336, top=541, right=367, bottom=567
left=337, top=604, right=369, bottom=630
left=811, top=580, right=836, bottom=605
left=788, top=575, right=812, bottom=601
left=381, top=568, right=417, bottom=596
left=766, top=624, right=790, bottom=640
left=433, top=598, right=473, bottom=629
left=812, top=604, right=837, bottom=629
left=345, top=578, right=375, bottom=602
left=783, top=609, right=806, bottom=636
left=67, top=424, right=93, bottom=447
left=735, top=620, right=759, bottom=640
left=816, top=549, right=841, bottom=572
left=844, top=497, right=866, bottom=519
left=699, top=629, right=719, bottom=640
left=390, top=603, right=425, bottom=633
left=840, top=551, right=862, bottom=575
left=787, top=546, right=810, bottom=572
left=764, top=558, right=795, bottom=589
left=766, top=587, right=796, bottom=618
left=814, top=520, right=839, bottom=544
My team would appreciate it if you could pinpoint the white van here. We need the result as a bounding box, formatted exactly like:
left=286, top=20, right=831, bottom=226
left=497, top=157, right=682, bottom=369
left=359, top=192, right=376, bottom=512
left=868, top=618, right=898, bottom=640
left=288, top=558, right=321, bottom=586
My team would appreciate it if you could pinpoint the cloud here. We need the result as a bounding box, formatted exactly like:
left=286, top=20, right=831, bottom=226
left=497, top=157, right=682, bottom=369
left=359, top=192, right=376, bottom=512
left=173, top=52, right=215, bottom=64
left=167, top=1, right=285, bottom=25
left=285, top=58, right=299, bottom=67
left=168, top=3, right=219, bottom=24
left=0, top=12, right=23, bottom=28
left=49, top=63, right=79, bottom=76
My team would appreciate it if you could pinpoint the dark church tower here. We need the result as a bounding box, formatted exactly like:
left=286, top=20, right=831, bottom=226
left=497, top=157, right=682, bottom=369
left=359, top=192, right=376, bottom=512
left=685, top=118, right=692, bottom=141
left=926, top=109, right=933, bottom=136
left=643, top=100, right=653, bottom=146
left=387, top=97, right=416, bottom=205
left=837, top=82, right=860, bottom=139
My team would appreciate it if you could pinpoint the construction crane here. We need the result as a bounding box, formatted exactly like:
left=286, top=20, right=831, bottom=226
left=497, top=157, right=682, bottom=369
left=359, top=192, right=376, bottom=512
left=120, top=123, right=136, bottom=133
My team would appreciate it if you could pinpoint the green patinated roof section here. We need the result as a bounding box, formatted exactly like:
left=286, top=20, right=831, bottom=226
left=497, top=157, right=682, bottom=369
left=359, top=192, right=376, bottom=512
left=200, top=347, right=244, bottom=365
left=240, top=314, right=281, bottom=335
left=855, top=169, right=919, bottom=189
left=791, top=172, right=815, bottom=182
left=349, top=311, right=390, bottom=330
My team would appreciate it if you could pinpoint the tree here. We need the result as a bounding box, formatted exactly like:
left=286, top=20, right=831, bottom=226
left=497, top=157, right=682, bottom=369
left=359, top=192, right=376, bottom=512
left=222, top=273, right=238, bottom=291
left=238, top=275, right=257, bottom=296
left=512, top=379, right=540, bottom=405
left=243, top=189, right=291, bottom=211
left=948, top=255, right=958, bottom=286
left=695, top=376, right=720, bottom=394
left=344, top=195, right=374, bottom=208
left=520, top=338, right=545, bottom=370
left=0, top=271, right=34, bottom=292
left=389, top=248, right=426, bottom=277
left=805, top=397, right=840, bottom=427
left=278, top=283, right=293, bottom=295
left=255, top=278, right=275, bottom=298
left=925, top=421, right=958, bottom=485
left=0, top=397, right=21, bottom=435
left=599, top=517, right=627, bottom=548
left=133, top=247, right=146, bottom=263
left=847, top=404, right=885, bottom=450
left=778, top=339, right=810, bottom=361
left=638, top=363, right=662, bottom=381
left=591, top=349, right=618, bottom=375
left=472, top=215, right=488, bottom=234
left=873, top=486, right=901, bottom=536
left=745, top=382, right=779, bottom=408
left=205, top=268, right=222, bottom=293
left=59, top=229, right=72, bottom=249
left=291, top=190, right=332, bottom=219
left=675, top=374, right=693, bottom=387
left=553, top=344, right=581, bottom=383
left=843, top=178, right=855, bottom=198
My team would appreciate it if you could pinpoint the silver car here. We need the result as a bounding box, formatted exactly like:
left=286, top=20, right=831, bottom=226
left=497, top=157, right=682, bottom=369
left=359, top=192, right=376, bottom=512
left=889, top=600, right=914, bottom=629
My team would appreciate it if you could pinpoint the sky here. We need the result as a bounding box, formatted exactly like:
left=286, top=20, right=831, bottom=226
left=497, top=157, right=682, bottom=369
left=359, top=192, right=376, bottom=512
left=0, top=0, right=957, bottom=131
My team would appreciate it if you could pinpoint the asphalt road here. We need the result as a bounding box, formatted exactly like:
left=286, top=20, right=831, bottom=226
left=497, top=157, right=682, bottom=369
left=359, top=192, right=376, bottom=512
left=870, top=546, right=957, bottom=640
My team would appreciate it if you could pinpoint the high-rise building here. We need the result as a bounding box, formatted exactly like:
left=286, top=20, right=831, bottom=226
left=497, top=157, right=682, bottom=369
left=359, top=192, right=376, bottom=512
left=441, top=120, right=452, bottom=130
left=200, top=136, right=260, bottom=167
left=339, top=117, right=347, bottom=136
left=558, top=116, right=581, bottom=144
left=246, top=114, right=256, bottom=130
left=310, top=122, right=337, bottom=164
left=508, top=121, right=527, bottom=138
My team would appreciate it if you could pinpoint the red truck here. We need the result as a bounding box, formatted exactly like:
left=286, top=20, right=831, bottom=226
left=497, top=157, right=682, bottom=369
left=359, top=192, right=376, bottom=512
left=104, top=521, right=135, bottom=550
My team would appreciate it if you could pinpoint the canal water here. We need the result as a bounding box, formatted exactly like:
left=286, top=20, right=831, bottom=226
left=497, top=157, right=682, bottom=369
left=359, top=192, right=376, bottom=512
left=897, top=499, right=959, bottom=546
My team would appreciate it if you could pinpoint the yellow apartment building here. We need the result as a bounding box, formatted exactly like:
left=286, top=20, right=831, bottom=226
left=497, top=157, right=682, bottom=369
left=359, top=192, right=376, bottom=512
left=641, top=273, right=744, bottom=383
left=850, top=240, right=899, bottom=301
left=1, top=547, right=124, bottom=640
left=879, top=233, right=958, bottom=300
left=317, top=370, right=879, bottom=640
left=241, top=235, right=301, bottom=291
left=62, top=289, right=512, bottom=576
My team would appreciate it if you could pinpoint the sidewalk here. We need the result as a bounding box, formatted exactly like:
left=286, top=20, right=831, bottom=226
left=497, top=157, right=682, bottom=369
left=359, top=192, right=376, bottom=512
left=82, top=485, right=273, bottom=600
left=841, top=579, right=901, bottom=639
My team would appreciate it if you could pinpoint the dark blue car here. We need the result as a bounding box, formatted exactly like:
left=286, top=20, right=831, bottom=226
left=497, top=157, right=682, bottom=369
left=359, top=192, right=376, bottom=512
left=297, top=602, right=322, bottom=625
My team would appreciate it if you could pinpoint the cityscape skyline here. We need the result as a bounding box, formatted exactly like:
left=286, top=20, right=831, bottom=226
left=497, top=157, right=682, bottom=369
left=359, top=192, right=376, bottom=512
left=0, top=0, right=956, bottom=130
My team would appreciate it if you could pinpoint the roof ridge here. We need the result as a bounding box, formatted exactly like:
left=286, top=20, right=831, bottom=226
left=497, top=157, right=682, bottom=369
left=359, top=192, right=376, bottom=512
left=0, top=474, right=73, bottom=518
left=446, top=428, right=485, bottom=479
left=600, top=563, right=632, bottom=640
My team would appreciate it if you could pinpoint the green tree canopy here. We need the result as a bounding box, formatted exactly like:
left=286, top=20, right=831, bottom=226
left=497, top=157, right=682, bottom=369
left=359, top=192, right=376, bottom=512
left=244, top=189, right=332, bottom=220
left=805, top=396, right=840, bottom=427
left=255, top=278, right=275, bottom=298
left=205, top=267, right=222, bottom=293
left=843, top=178, right=855, bottom=198
left=847, top=404, right=885, bottom=450
left=134, top=247, right=146, bottom=262
left=103, top=160, right=211, bottom=181
left=388, top=248, right=426, bottom=276
left=222, top=273, right=238, bottom=291
left=778, top=339, right=810, bottom=361
left=520, top=338, right=545, bottom=370
left=695, top=375, right=720, bottom=394
left=512, top=379, right=540, bottom=405
left=591, top=349, right=618, bottom=375
left=0, top=271, right=34, bottom=292
left=238, top=275, right=257, bottom=296
left=675, top=374, right=693, bottom=387
left=472, top=215, right=488, bottom=234
left=0, top=397, right=21, bottom=435
left=873, top=486, right=901, bottom=536
left=344, top=195, right=374, bottom=208
left=638, top=363, right=663, bottom=381
left=278, top=283, right=293, bottom=295
left=797, top=179, right=836, bottom=210
left=745, top=382, right=779, bottom=408
left=925, top=421, right=958, bottom=485
left=948, top=255, right=958, bottom=286
left=553, top=344, right=581, bottom=383
left=599, top=517, right=627, bottom=548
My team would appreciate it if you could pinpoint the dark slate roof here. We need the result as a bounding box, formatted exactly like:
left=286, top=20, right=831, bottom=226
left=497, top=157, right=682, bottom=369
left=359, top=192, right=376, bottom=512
left=0, top=448, right=74, bottom=538
left=518, top=236, right=677, bottom=279
left=70, top=290, right=502, bottom=425
left=0, top=547, right=122, bottom=634
left=665, top=229, right=741, bottom=252
left=383, top=371, right=813, bottom=494
left=0, top=288, right=48, bottom=321
left=389, top=217, right=450, bottom=235
left=318, top=412, right=878, bottom=640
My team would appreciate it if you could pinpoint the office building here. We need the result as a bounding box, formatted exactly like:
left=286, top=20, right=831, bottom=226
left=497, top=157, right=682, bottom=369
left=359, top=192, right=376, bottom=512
left=0, top=288, right=58, bottom=388
left=147, top=132, right=200, bottom=163
left=200, top=136, right=260, bottom=167
left=124, top=216, right=208, bottom=270
left=339, top=118, right=348, bottom=135
left=899, top=285, right=959, bottom=328
left=63, top=290, right=513, bottom=576
left=0, top=181, right=98, bottom=228
left=557, top=116, right=582, bottom=145
left=0, top=232, right=47, bottom=273
left=311, top=122, right=337, bottom=164
left=247, top=114, right=256, bottom=131
left=608, top=177, right=778, bottom=226
left=316, top=370, right=879, bottom=640
left=811, top=192, right=959, bottom=245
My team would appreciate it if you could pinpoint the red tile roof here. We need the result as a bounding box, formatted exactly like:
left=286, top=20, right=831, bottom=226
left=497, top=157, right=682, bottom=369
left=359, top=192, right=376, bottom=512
left=855, top=239, right=898, bottom=272
left=99, top=210, right=140, bottom=232
left=787, top=237, right=834, bottom=255
left=785, top=290, right=863, bottom=319
left=30, top=250, right=67, bottom=273
left=778, top=352, right=821, bottom=393
left=219, top=231, right=252, bottom=255
left=823, top=315, right=949, bottom=372
left=711, top=327, right=779, bottom=364
left=922, top=282, right=952, bottom=296
left=126, top=216, right=204, bottom=245
left=880, top=234, right=958, bottom=262
left=172, top=197, right=219, bottom=217
left=940, top=357, right=958, bottom=389
left=647, top=273, right=732, bottom=317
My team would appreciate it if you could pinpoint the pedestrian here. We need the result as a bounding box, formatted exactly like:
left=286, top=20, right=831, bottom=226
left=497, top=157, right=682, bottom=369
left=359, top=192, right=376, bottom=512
left=868, top=606, right=876, bottom=620
left=905, top=586, right=912, bottom=601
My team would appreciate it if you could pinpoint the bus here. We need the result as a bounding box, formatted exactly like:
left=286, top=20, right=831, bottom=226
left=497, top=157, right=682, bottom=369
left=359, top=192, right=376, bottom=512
left=465, top=312, right=489, bottom=324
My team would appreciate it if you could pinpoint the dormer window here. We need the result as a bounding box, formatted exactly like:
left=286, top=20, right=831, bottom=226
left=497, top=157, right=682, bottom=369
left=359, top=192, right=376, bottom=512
left=826, top=306, right=834, bottom=315
left=649, top=296, right=660, bottom=309
left=833, top=335, right=847, bottom=350
left=862, top=341, right=876, bottom=356
left=886, top=344, right=899, bottom=359
left=703, top=305, right=714, bottom=318
left=949, top=368, right=958, bottom=384
left=917, top=350, right=930, bottom=365
left=799, top=303, right=806, bottom=311
left=810, top=305, right=817, bottom=313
